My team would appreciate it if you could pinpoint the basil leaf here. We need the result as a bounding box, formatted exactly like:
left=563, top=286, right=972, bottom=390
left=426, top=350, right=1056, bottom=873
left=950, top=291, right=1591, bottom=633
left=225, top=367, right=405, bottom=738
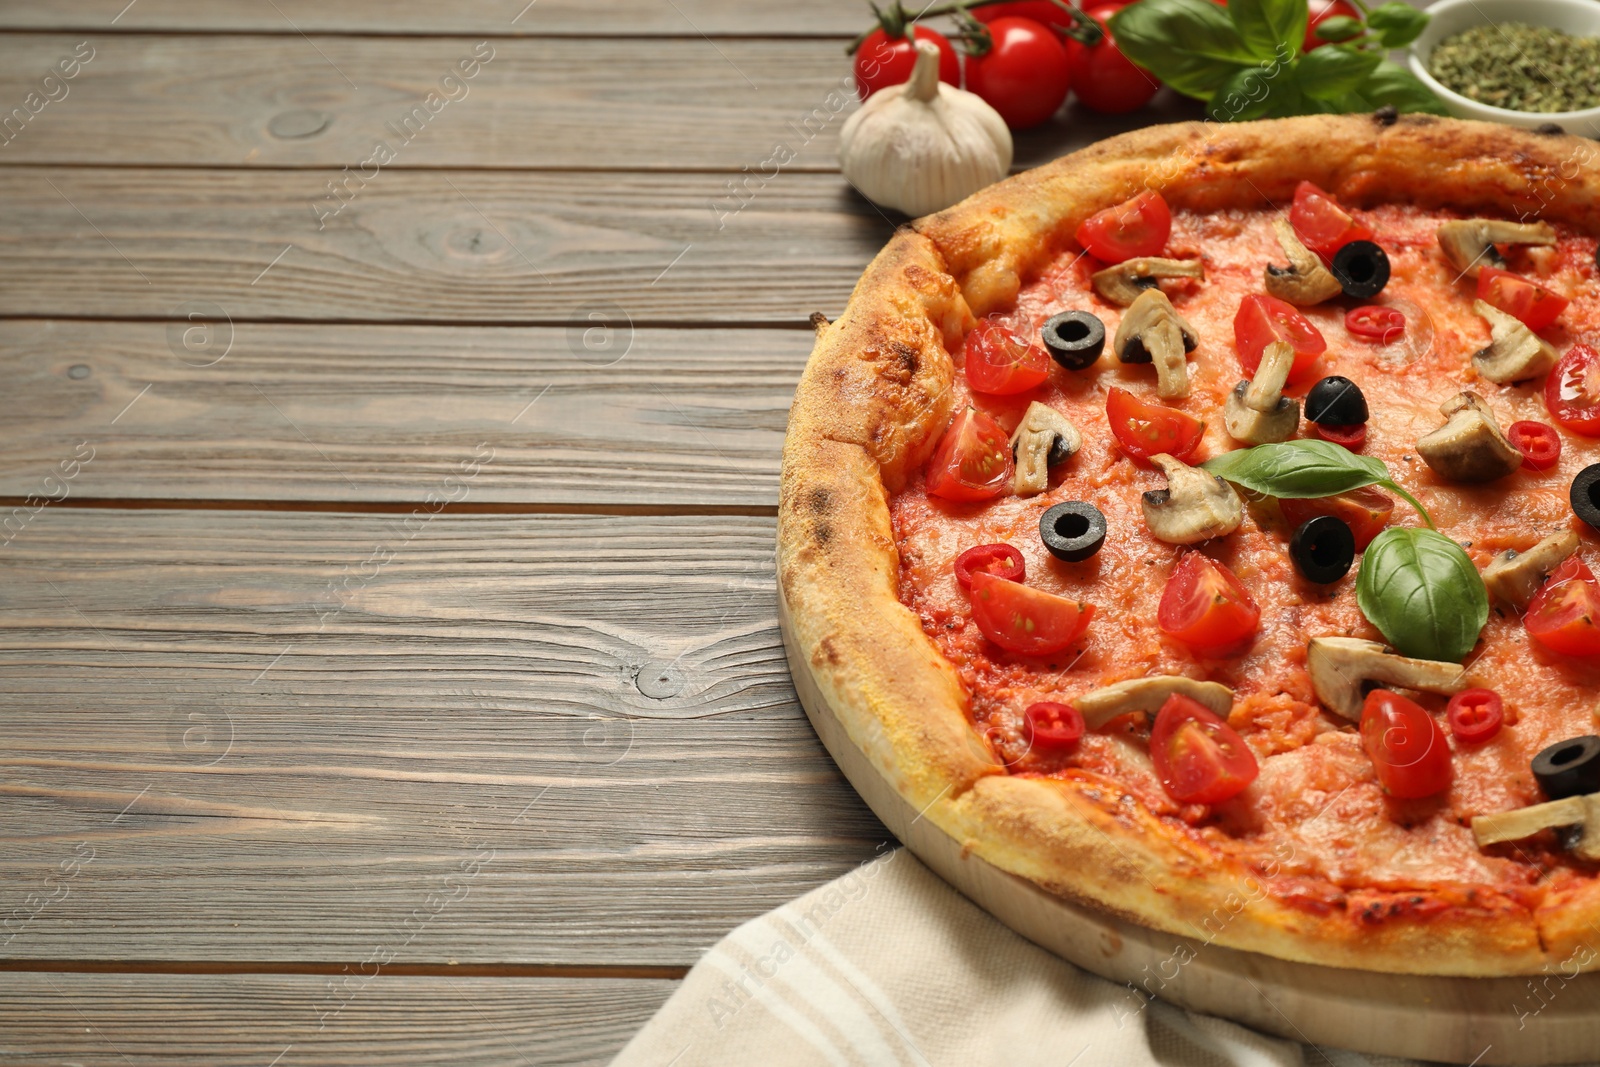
left=1356, top=528, right=1489, bottom=663
left=1366, top=2, right=1430, bottom=49
left=1207, top=65, right=1281, bottom=122
left=1312, top=15, right=1364, bottom=43
left=1350, top=59, right=1449, bottom=115
left=1226, top=0, right=1306, bottom=63
left=1109, top=0, right=1256, bottom=99
left=1201, top=440, right=1433, bottom=524
left=1296, top=45, right=1383, bottom=100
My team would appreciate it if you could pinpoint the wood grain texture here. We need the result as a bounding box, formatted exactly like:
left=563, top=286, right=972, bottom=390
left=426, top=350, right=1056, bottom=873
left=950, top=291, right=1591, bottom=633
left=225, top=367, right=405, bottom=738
left=0, top=508, right=887, bottom=963
left=0, top=320, right=802, bottom=506
left=0, top=972, right=676, bottom=1065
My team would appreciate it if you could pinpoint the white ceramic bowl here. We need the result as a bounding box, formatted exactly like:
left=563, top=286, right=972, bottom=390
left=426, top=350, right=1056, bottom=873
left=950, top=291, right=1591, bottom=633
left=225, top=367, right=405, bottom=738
left=1408, top=0, right=1600, bottom=137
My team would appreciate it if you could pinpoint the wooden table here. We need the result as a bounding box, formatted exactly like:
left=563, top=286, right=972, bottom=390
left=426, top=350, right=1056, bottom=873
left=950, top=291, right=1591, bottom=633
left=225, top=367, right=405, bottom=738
left=0, top=4, right=1195, bottom=1062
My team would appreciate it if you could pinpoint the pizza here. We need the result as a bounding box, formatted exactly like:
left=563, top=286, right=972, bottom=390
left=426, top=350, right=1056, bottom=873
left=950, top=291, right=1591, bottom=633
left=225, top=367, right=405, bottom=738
left=777, top=113, right=1600, bottom=977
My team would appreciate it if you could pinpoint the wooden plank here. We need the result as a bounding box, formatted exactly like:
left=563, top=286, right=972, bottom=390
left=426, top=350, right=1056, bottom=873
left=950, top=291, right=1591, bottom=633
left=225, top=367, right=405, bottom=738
left=0, top=169, right=893, bottom=323
left=0, top=320, right=802, bottom=507
left=0, top=508, right=887, bottom=964
left=0, top=972, right=675, bottom=1066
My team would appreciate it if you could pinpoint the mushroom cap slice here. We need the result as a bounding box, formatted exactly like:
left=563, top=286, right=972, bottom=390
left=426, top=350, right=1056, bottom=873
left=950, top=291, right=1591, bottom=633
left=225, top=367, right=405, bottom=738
left=1009, top=401, right=1082, bottom=496
left=1482, top=530, right=1580, bottom=611
left=1437, top=219, right=1557, bottom=279
left=1472, top=794, right=1600, bottom=861
left=1092, top=257, right=1205, bottom=307
left=1141, top=453, right=1243, bottom=545
left=1075, top=675, right=1233, bottom=730
left=1416, top=391, right=1523, bottom=483
left=1224, top=340, right=1300, bottom=445
left=1112, top=289, right=1196, bottom=399
left=1472, top=299, right=1558, bottom=384
left=1305, top=636, right=1467, bottom=721
left=1264, top=217, right=1343, bottom=306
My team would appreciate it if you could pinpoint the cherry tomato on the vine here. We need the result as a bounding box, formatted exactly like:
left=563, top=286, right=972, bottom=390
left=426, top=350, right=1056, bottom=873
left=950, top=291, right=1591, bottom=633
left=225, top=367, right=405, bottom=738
left=1234, top=293, right=1327, bottom=385
left=973, top=2, right=1084, bottom=35
left=1075, top=189, right=1171, bottom=264
left=1446, top=689, right=1504, bottom=745
left=1291, top=181, right=1373, bottom=261
left=1279, top=487, right=1394, bottom=551
left=1149, top=694, right=1258, bottom=805
left=1360, top=689, right=1452, bottom=799
left=966, top=17, right=1073, bottom=130
left=1545, top=344, right=1600, bottom=437
left=1157, top=552, right=1260, bottom=652
left=1526, top=555, right=1600, bottom=658
left=1507, top=420, right=1562, bottom=471
left=953, top=543, right=1026, bottom=591
left=926, top=407, right=1013, bottom=502
left=1023, top=701, right=1085, bottom=751
left=968, top=571, right=1094, bottom=656
left=1306, top=0, right=1362, bottom=52
left=964, top=318, right=1052, bottom=394
left=1106, top=387, right=1205, bottom=463
left=854, top=26, right=960, bottom=100
left=1068, top=7, right=1161, bottom=115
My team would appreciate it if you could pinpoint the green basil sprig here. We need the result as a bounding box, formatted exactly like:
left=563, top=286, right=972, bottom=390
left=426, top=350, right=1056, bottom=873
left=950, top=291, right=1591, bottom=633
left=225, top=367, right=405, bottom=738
left=1200, top=440, right=1432, bottom=527
left=1109, top=0, right=1445, bottom=122
left=1356, top=527, right=1489, bottom=663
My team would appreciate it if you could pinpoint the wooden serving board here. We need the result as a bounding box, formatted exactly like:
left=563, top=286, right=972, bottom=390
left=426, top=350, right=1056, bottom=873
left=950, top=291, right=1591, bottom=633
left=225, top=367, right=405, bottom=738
left=779, top=592, right=1600, bottom=1066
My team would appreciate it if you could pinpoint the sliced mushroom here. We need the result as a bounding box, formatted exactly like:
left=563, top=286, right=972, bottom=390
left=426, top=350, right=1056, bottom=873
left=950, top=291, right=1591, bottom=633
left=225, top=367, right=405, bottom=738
left=1472, top=299, right=1558, bottom=384
left=1141, top=453, right=1243, bottom=545
left=1009, top=401, right=1083, bottom=496
left=1482, top=530, right=1581, bottom=611
left=1264, top=217, right=1343, bottom=306
left=1416, top=391, right=1523, bottom=484
left=1472, top=794, right=1600, bottom=861
left=1437, top=218, right=1557, bottom=279
left=1113, top=289, right=1198, bottom=399
left=1224, top=340, right=1300, bottom=445
left=1092, top=257, right=1205, bottom=307
left=1075, top=676, right=1233, bottom=729
left=1305, top=636, right=1467, bottom=721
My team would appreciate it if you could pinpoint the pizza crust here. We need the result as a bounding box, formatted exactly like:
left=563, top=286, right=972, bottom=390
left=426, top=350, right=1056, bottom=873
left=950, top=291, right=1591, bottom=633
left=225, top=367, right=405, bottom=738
left=778, top=114, right=1600, bottom=976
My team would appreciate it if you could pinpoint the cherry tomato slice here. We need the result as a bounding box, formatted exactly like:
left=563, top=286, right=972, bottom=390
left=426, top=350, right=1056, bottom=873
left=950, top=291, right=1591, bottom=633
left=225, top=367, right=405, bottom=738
left=1106, top=386, right=1204, bottom=464
left=926, top=407, right=1013, bottom=502
left=853, top=27, right=960, bottom=100
left=963, top=319, right=1051, bottom=395
left=1345, top=304, right=1405, bottom=343
left=1446, top=689, right=1504, bottom=745
left=1526, top=555, right=1600, bottom=657
left=1023, top=701, right=1085, bottom=751
left=1291, top=180, right=1374, bottom=261
left=1075, top=190, right=1171, bottom=264
left=1544, top=344, right=1600, bottom=437
left=1279, top=486, right=1394, bottom=551
left=1149, top=694, right=1257, bottom=805
left=968, top=571, right=1094, bottom=656
left=954, top=543, right=1026, bottom=590
left=1312, top=422, right=1367, bottom=451
left=1477, top=267, right=1569, bottom=332
left=1234, top=294, right=1328, bottom=385
left=1360, top=689, right=1452, bottom=799
left=1068, top=7, right=1161, bottom=115
left=965, top=17, right=1072, bottom=130
left=1157, top=552, right=1260, bottom=652
left=1507, top=420, right=1563, bottom=471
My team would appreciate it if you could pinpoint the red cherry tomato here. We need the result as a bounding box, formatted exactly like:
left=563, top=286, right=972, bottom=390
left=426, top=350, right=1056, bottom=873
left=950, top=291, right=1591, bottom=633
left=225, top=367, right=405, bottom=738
left=954, top=543, right=1026, bottom=590
left=926, top=407, right=1013, bottom=502
left=1067, top=7, right=1161, bottom=115
left=1234, top=294, right=1327, bottom=385
left=1360, top=689, right=1452, bottom=799
left=1507, top=420, right=1563, bottom=471
left=1306, top=0, right=1362, bottom=51
left=1291, top=181, right=1373, bottom=261
left=854, top=27, right=961, bottom=100
left=1446, top=689, right=1504, bottom=745
left=963, top=318, right=1052, bottom=395
left=1075, top=190, right=1172, bottom=264
left=1545, top=344, right=1600, bottom=437
left=1312, top=421, right=1367, bottom=451
left=1477, top=267, right=1569, bottom=332
left=1345, top=304, right=1405, bottom=343
left=1526, top=555, right=1600, bottom=657
left=966, top=17, right=1072, bottom=130
left=1149, top=694, right=1257, bottom=805
left=1279, top=487, right=1394, bottom=551
left=1157, top=553, right=1260, bottom=652
left=1105, top=386, right=1205, bottom=463
left=968, top=570, right=1094, bottom=656
left=1023, top=701, right=1085, bottom=750
left=973, top=2, right=1083, bottom=34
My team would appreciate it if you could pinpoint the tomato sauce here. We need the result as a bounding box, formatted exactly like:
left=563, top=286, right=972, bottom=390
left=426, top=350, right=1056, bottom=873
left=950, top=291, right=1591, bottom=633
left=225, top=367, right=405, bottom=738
left=891, top=203, right=1600, bottom=905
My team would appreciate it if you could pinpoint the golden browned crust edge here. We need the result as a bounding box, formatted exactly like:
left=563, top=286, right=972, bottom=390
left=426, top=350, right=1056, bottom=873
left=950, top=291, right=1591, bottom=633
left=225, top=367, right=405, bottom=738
left=779, top=114, right=1600, bottom=976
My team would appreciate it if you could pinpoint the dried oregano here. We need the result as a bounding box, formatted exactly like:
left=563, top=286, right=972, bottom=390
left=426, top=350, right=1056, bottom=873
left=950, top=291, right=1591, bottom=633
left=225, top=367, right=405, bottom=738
left=1428, top=22, right=1600, bottom=113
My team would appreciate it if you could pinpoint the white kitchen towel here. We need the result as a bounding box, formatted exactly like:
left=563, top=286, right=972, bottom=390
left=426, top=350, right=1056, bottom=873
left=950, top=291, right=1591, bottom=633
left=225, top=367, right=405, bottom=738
left=611, top=847, right=1592, bottom=1067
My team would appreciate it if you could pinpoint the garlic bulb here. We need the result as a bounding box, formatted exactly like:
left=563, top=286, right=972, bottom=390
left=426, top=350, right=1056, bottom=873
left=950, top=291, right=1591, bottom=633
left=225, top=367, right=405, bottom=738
left=839, top=41, right=1013, bottom=218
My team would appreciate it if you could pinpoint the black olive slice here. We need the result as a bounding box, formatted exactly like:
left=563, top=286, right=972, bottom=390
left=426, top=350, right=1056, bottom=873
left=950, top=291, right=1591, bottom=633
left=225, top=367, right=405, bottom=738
left=1573, top=463, right=1600, bottom=533
left=1040, top=501, right=1106, bottom=562
left=1533, top=736, right=1600, bottom=799
left=1290, top=515, right=1355, bottom=584
left=1041, top=311, right=1106, bottom=371
left=1305, top=376, right=1369, bottom=426
left=1330, top=240, right=1390, bottom=299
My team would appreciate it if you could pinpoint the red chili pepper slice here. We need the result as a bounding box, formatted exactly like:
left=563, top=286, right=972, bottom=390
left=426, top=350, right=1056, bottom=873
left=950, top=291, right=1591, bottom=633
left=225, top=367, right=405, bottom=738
left=1345, top=305, right=1405, bottom=343
left=1447, top=688, right=1504, bottom=745
left=1313, top=422, right=1367, bottom=451
left=1507, top=420, right=1563, bottom=472
left=1024, top=701, right=1085, bottom=751
left=953, top=543, right=1026, bottom=591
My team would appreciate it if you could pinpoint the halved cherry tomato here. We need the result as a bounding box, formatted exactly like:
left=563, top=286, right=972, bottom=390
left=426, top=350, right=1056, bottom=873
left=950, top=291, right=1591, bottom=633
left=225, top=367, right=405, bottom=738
left=1312, top=422, right=1367, bottom=451
left=1068, top=7, right=1161, bottom=115
left=963, top=319, right=1051, bottom=395
left=1023, top=701, right=1085, bottom=750
left=1305, top=0, right=1362, bottom=51
left=1477, top=267, right=1569, bottom=332
left=1234, top=294, right=1327, bottom=385
left=1279, top=486, right=1394, bottom=551
left=854, top=26, right=960, bottom=100
left=1507, top=420, right=1562, bottom=471
left=1360, top=689, right=1452, bottom=799
left=926, top=407, right=1013, bottom=502
left=1290, top=181, right=1373, bottom=261
left=965, top=17, right=1072, bottom=130
left=1149, top=694, right=1258, bottom=805
left=1106, top=386, right=1204, bottom=463
left=1544, top=344, right=1600, bottom=437
left=954, top=543, right=1026, bottom=590
left=1345, top=305, right=1405, bottom=343
left=1157, top=552, right=1260, bottom=652
left=1526, top=555, right=1600, bottom=657
left=1447, top=689, right=1504, bottom=745
left=968, top=570, right=1094, bottom=656
left=1075, top=190, right=1171, bottom=264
